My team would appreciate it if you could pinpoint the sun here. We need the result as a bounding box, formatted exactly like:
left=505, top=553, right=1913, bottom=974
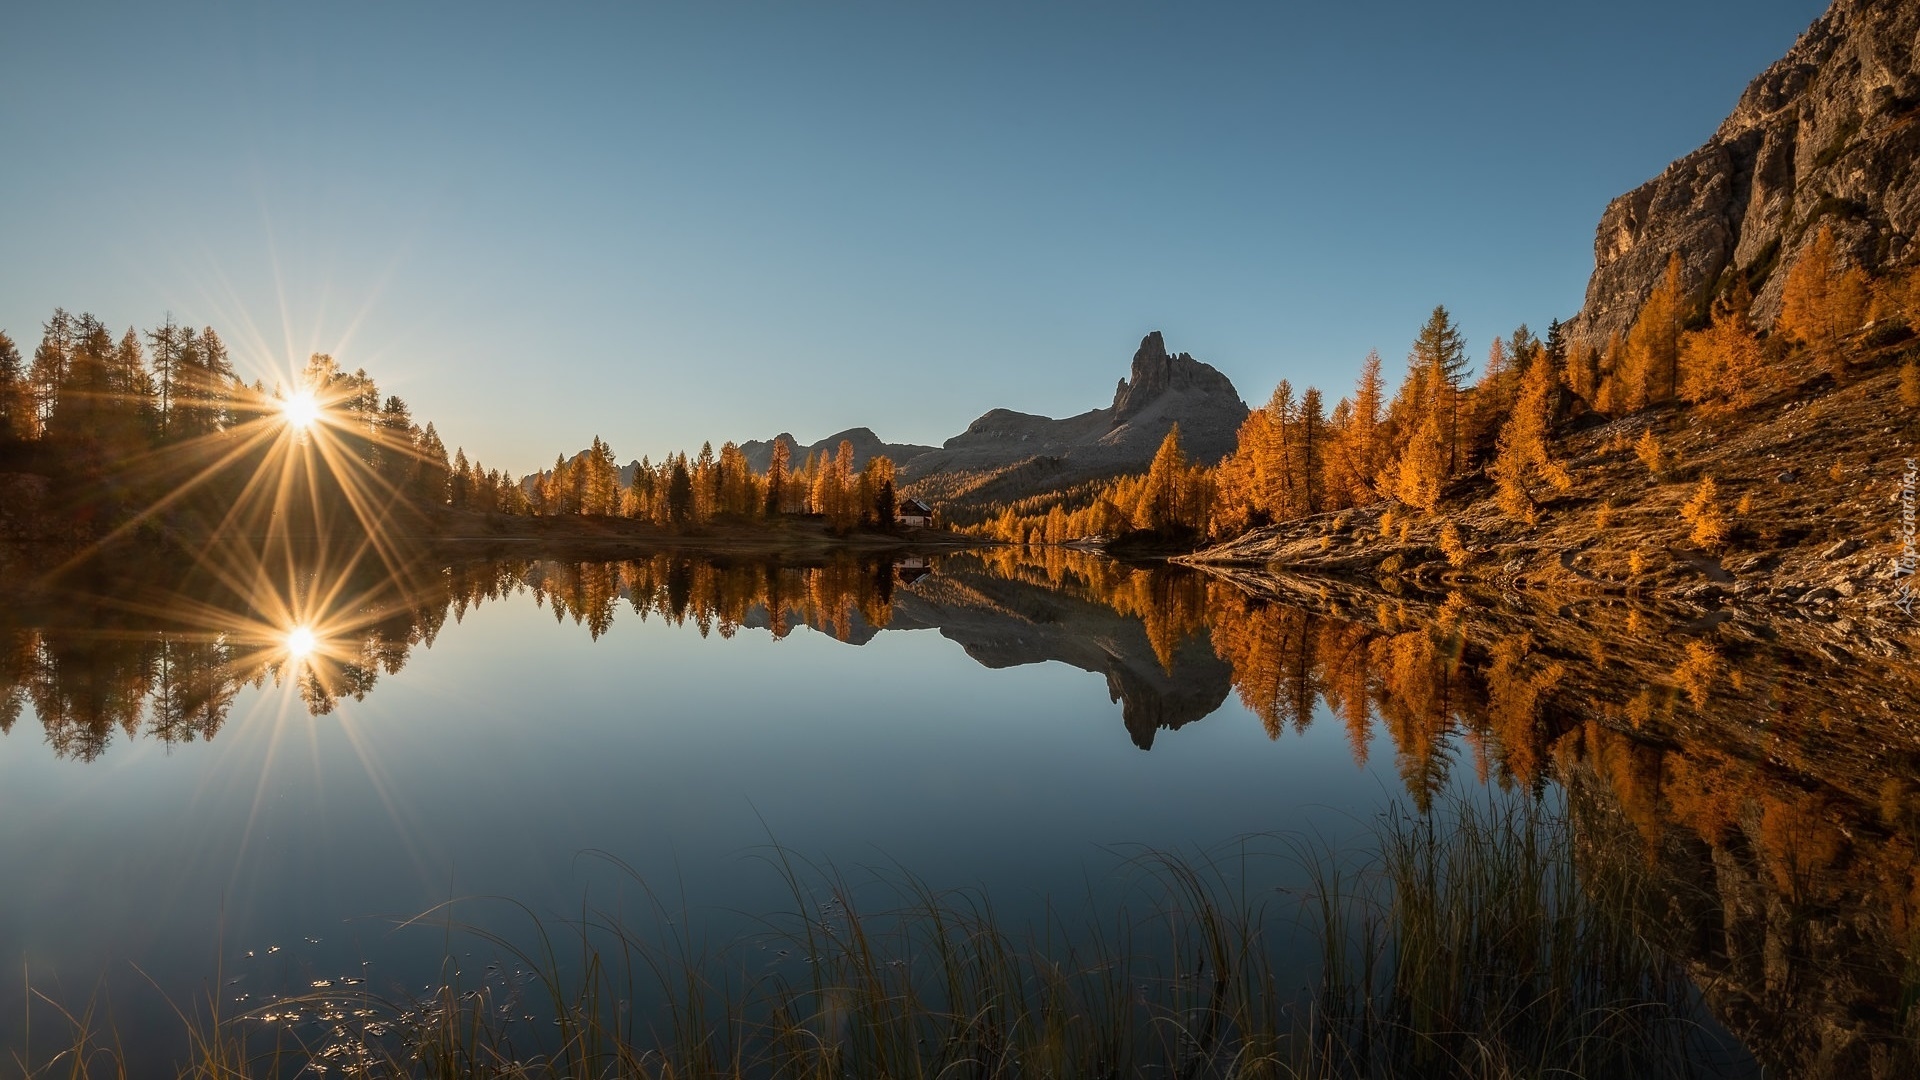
left=285, top=625, right=318, bottom=659
left=281, top=391, right=322, bottom=431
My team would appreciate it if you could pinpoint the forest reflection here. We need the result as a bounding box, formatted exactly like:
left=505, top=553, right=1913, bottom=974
left=3, top=542, right=1917, bottom=1070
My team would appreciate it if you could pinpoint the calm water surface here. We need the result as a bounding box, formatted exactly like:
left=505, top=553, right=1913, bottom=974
left=1, top=545, right=1911, bottom=1075
left=0, top=550, right=1398, bottom=1060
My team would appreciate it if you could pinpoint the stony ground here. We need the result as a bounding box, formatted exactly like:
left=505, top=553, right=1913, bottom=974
left=1184, top=338, right=1920, bottom=656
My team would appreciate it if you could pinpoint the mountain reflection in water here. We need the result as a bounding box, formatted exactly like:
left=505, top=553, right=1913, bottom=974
left=1, top=542, right=1916, bottom=1076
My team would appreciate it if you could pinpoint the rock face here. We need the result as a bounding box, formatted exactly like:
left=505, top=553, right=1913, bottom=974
left=1566, top=0, right=1920, bottom=356
left=897, top=331, right=1249, bottom=502
left=1111, top=330, right=1244, bottom=421
left=733, top=332, right=1249, bottom=511
left=888, top=557, right=1233, bottom=750
left=733, top=555, right=1235, bottom=749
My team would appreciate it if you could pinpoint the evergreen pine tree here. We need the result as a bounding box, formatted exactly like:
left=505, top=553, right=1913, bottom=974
left=1409, top=305, right=1469, bottom=473
left=668, top=455, right=694, bottom=524
left=766, top=439, right=791, bottom=515
left=0, top=332, right=28, bottom=444
left=415, top=422, right=450, bottom=506
left=451, top=447, right=472, bottom=509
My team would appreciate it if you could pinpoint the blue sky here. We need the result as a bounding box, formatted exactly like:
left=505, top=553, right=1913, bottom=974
left=0, top=1, right=1826, bottom=474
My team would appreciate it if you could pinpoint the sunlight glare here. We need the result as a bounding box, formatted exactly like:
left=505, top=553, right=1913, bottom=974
left=281, top=391, right=321, bottom=431
left=285, top=625, right=318, bottom=659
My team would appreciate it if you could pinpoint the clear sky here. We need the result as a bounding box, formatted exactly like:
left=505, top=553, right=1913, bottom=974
left=0, top=1, right=1827, bottom=474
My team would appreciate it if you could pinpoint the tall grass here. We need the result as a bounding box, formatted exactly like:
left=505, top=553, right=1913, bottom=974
left=18, top=789, right=1737, bottom=1079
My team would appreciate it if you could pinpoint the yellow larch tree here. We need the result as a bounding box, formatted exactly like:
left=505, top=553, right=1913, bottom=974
left=1634, top=427, right=1672, bottom=479
left=1779, top=225, right=1872, bottom=380
left=1389, top=391, right=1448, bottom=513
left=1255, top=382, right=1296, bottom=521
left=1343, top=350, right=1385, bottom=504
left=1679, top=277, right=1773, bottom=416
left=1490, top=349, right=1572, bottom=524
left=1623, top=253, right=1686, bottom=408
left=1680, top=475, right=1729, bottom=550
left=1593, top=330, right=1627, bottom=415
left=1133, top=424, right=1189, bottom=533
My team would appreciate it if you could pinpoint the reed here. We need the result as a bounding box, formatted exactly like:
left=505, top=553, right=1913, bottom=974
left=17, top=788, right=1731, bottom=1079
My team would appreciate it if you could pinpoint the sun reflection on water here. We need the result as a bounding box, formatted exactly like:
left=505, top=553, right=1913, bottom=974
left=285, top=625, right=319, bottom=660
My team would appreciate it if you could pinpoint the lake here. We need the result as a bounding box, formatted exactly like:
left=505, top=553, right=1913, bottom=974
left=0, top=542, right=1910, bottom=1076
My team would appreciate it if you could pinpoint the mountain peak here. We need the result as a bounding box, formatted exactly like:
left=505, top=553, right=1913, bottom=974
left=1111, top=331, right=1239, bottom=418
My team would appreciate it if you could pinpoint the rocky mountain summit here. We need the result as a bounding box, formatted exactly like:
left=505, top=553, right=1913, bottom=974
left=1566, top=0, right=1920, bottom=355
left=734, top=332, right=1248, bottom=513
left=1109, top=330, right=1244, bottom=423
left=896, top=331, right=1249, bottom=506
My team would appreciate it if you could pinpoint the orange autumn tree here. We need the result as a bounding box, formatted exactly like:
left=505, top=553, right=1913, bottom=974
left=1621, top=253, right=1687, bottom=409
left=1679, top=277, right=1774, bottom=415
left=1490, top=347, right=1572, bottom=524
left=1130, top=424, right=1210, bottom=536
left=1326, top=350, right=1386, bottom=507
left=1390, top=390, right=1449, bottom=513
left=1778, top=225, right=1871, bottom=380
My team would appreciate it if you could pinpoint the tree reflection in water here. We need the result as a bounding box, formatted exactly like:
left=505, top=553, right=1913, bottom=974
left=2, top=542, right=1917, bottom=1073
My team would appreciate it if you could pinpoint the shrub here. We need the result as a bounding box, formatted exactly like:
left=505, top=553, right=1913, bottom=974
left=1681, top=476, right=1729, bottom=550
left=1634, top=428, right=1673, bottom=479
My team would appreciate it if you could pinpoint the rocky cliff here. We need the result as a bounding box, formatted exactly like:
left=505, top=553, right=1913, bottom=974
left=733, top=332, right=1248, bottom=514
left=897, top=331, right=1249, bottom=506
left=1566, top=0, right=1920, bottom=355
left=889, top=557, right=1233, bottom=750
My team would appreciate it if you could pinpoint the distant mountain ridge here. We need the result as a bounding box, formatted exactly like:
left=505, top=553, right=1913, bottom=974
left=735, top=331, right=1248, bottom=512
left=737, top=428, right=939, bottom=475
left=541, top=331, right=1250, bottom=515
